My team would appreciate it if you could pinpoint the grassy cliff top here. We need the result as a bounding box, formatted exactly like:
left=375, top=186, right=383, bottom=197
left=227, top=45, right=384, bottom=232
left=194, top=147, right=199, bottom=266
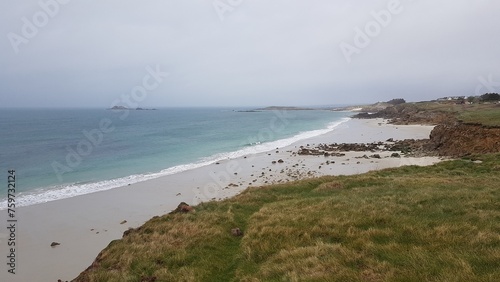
left=75, top=154, right=500, bottom=282
left=457, top=106, right=500, bottom=127
left=415, top=102, right=500, bottom=127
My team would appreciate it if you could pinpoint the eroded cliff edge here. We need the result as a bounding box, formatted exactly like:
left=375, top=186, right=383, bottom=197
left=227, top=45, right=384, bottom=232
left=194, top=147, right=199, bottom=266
left=354, top=102, right=500, bottom=157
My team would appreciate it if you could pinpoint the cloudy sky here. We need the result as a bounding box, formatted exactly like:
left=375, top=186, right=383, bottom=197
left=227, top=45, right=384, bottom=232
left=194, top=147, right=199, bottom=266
left=1, top=0, right=499, bottom=108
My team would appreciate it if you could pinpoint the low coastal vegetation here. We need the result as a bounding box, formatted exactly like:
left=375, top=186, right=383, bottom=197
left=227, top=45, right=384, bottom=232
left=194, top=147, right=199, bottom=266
left=414, top=102, right=500, bottom=127
left=356, top=100, right=500, bottom=127
left=74, top=153, right=500, bottom=281
left=458, top=106, right=500, bottom=127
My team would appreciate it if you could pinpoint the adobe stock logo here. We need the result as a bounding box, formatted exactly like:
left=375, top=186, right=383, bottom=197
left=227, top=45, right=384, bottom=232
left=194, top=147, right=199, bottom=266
left=213, top=0, right=244, bottom=21
left=7, top=0, right=71, bottom=54
left=475, top=74, right=500, bottom=95
left=339, top=0, right=404, bottom=63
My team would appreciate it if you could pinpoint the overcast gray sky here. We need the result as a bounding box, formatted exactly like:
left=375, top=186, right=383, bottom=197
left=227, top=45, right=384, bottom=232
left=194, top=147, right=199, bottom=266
left=1, top=0, right=499, bottom=108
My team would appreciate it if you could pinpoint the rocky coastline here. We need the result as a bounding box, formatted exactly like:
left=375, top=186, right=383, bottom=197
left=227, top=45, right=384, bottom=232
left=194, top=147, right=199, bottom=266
left=429, top=122, right=500, bottom=157
left=352, top=103, right=500, bottom=157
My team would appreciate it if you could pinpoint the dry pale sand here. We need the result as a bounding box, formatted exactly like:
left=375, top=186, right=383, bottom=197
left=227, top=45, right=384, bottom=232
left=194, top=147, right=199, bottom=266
left=0, top=118, right=443, bottom=281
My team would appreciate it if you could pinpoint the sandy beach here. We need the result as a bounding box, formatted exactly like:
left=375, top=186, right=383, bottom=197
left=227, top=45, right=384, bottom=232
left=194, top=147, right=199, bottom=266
left=0, top=118, right=443, bottom=281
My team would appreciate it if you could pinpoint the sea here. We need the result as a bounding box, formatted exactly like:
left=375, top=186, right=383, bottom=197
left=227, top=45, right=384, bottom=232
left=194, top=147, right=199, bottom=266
left=0, top=108, right=351, bottom=209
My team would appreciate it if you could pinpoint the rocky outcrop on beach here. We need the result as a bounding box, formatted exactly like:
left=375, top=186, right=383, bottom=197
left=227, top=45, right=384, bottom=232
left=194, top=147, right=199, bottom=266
left=353, top=102, right=500, bottom=157
left=428, top=122, right=500, bottom=157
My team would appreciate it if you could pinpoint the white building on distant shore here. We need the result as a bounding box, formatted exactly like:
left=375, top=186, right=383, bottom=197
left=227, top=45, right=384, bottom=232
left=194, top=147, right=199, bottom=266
left=436, top=96, right=465, bottom=101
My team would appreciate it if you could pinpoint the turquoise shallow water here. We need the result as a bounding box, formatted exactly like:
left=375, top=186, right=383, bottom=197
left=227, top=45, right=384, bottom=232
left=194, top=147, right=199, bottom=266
left=0, top=108, right=350, bottom=208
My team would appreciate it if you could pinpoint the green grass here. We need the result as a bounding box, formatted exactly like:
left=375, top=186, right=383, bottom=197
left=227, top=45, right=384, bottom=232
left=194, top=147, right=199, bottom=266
left=458, top=106, right=500, bottom=127
left=414, top=102, right=500, bottom=127
left=75, top=154, right=500, bottom=282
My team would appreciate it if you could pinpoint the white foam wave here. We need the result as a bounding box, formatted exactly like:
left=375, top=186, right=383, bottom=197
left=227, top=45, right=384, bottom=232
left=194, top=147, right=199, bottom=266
left=0, top=117, right=350, bottom=210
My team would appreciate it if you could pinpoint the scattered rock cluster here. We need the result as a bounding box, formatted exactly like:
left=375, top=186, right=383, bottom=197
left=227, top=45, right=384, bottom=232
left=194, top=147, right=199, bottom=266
left=297, top=139, right=436, bottom=157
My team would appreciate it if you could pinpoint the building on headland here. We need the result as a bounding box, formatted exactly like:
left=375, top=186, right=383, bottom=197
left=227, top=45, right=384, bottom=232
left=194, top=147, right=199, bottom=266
left=436, top=96, right=466, bottom=101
